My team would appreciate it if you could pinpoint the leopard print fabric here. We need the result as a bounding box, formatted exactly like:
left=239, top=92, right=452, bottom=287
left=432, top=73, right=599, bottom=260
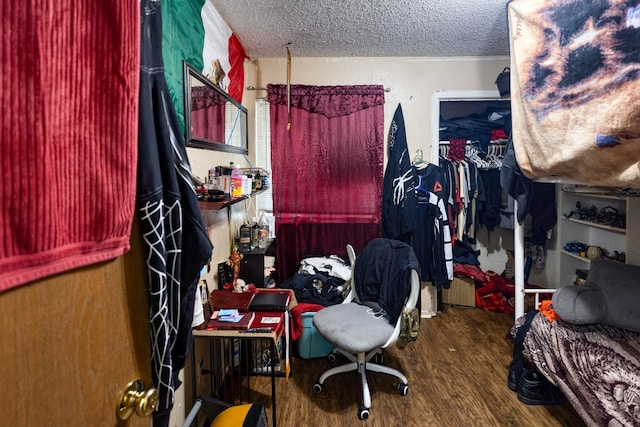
left=509, top=0, right=640, bottom=186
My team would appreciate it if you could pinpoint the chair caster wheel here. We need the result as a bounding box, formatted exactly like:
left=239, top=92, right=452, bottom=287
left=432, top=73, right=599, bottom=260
left=397, top=383, right=409, bottom=396
left=313, top=383, right=323, bottom=393
left=357, top=406, right=370, bottom=420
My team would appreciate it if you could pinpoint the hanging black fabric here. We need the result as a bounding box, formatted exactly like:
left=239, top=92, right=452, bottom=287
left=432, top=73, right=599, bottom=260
left=382, top=104, right=416, bottom=242
left=138, top=1, right=214, bottom=425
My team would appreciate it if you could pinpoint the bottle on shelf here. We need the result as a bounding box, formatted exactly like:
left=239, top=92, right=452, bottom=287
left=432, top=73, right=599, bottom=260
left=230, top=162, right=243, bottom=198
left=207, top=167, right=216, bottom=187
left=254, top=171, right=263, bottom=191
left=239, top=221, right=251, bottom=253
left=251, top=217, right=260, bottom=250
left=243, top=173, right=253, bottom=196
left=258, top=211, right=270, bottom=249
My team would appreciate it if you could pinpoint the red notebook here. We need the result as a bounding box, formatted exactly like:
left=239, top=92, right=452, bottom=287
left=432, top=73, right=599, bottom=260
left=206, top=311, right=256, bottom=330
left=209, top=290, right=255, bottom=312
left=250, top=312, right=285, bottom=334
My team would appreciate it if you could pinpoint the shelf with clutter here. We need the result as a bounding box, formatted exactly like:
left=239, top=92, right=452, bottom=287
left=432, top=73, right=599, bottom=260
left=198, top=188, right=267, bottom=212
left=196, top=163, right=270, bottom=212
left=557, top=185, right=640, bottom=287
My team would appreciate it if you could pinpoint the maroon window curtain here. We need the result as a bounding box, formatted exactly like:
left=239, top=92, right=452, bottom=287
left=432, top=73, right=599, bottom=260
left=267, top=84, right=385, bottom=282
left=190, top=86, right=226, bottom=143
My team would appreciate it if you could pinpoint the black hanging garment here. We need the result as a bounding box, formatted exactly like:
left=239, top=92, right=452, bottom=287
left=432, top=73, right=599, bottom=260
left=138, top=1, right=214, bottom=425
left=382, top=104, right=416, bottom=242
left=413, top=165, right=453, bottom=290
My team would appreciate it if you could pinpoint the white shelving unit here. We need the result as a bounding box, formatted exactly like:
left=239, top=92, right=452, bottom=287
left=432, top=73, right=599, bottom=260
left=556, top=186, right=640, bottom=287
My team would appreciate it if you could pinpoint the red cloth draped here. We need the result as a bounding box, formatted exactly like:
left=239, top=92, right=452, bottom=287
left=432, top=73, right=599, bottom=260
left=0, top=2, right=140, bottom=291
left=267, top=84, right=385, bottom=281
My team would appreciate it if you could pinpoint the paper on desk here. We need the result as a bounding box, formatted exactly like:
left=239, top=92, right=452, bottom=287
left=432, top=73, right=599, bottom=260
left=218, top=309, right=243, bottom=322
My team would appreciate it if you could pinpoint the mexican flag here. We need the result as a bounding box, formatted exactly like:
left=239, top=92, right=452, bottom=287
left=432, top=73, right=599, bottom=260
left=200, top=1, right=248, bottom=103
left=162, top=0, right=249, bottom=133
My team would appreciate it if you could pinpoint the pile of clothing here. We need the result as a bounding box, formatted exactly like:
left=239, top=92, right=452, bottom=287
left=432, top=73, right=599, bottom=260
left=280, top=255, right=351, bottom=340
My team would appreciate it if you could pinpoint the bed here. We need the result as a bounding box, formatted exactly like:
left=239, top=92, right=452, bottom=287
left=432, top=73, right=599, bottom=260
left=511, top=313, right=640, bottom=426
left=506, top=2, right=640, bottom=423
left=511, top=257, right=640, bottom=426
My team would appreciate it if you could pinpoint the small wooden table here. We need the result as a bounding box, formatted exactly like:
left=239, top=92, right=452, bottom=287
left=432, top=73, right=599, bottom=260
left=191, top=300, right=290, bottom=427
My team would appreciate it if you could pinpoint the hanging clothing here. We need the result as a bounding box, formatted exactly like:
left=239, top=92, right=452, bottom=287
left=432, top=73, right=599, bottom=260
left=477, top=168, right=503, bottom=232
left=138, top=1, right=213, bottom=425
left=439, top=157, right=458, bottom=242
left=382, top=104, right=416, bottom=242
left=465, top=161, right=479, bottom=243
left=415, top=190, right=453, bottom=290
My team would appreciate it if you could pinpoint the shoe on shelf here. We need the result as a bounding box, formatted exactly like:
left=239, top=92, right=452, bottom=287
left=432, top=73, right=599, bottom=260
left=517, top=368, right=566, bottom=406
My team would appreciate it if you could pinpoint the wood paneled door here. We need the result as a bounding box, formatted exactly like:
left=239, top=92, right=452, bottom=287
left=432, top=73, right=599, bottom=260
left=0, top=222, right=153, bottom=426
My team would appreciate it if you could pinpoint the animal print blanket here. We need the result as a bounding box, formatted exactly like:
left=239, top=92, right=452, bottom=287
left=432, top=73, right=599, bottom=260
left=508, top=0, right=640, bottom=187
left=512, top=313, right=640, bottom=426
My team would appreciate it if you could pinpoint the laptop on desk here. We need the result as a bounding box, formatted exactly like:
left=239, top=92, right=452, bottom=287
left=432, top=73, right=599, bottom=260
left=249, top=291, right=290, bottom=312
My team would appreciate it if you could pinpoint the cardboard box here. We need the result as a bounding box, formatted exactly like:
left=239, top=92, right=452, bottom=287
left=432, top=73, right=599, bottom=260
left=441, top=277, right=476, bottom=307
left=296, top=312, right=334, bottom=359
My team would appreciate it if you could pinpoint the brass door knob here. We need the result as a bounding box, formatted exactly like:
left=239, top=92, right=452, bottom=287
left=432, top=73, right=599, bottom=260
left=116, top=379, right=159, bottom=420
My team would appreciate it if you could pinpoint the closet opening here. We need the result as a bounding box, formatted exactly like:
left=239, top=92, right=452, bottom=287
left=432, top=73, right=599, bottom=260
left=431, top=90, right=511, bottom=270
left=428, top=90, right=544, bottom=316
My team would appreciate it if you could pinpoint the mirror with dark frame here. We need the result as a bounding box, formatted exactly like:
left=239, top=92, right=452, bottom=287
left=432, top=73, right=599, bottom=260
left=183, top=61, right=248, bottom=154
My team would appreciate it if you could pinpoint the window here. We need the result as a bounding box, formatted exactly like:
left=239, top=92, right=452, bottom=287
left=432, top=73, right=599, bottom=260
left=254, top=98, right=272, bottom=214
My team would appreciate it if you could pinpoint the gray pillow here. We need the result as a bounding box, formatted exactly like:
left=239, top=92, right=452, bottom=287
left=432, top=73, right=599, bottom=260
left=552, top=258, right=640, bottom=333
left=552, top=285, right=607, bottom=325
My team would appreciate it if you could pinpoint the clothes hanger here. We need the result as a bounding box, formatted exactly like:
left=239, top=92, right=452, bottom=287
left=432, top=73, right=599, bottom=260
left=415, top=175, right=433, bottom=205
left=412, top=149, right=428, bottom=169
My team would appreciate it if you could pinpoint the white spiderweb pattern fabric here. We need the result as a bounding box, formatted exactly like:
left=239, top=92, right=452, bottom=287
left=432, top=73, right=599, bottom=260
left=139, top=196, right=183, bottom=412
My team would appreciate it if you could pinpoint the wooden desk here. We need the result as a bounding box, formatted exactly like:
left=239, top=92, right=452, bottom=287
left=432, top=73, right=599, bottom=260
left=191, top=310, right=289, bottom=427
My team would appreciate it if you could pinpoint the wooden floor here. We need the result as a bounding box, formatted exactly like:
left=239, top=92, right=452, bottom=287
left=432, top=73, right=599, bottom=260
left=246, top=305, right=587, bottom=427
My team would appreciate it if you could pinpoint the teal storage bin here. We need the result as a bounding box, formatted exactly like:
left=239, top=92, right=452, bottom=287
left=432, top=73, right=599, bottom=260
left=297, top=312, right=334, bottom=359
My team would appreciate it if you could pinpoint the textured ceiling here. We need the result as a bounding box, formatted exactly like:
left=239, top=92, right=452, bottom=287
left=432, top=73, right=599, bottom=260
left=209, top=0, right=511, bottom=58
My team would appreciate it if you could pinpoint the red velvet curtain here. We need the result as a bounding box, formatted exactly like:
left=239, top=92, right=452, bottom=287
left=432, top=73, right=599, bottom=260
left=267, top=84, right=385, bottom=282
left=190, top=106, right=224, bottom=143
left=190, top=86, right=226, bottom=143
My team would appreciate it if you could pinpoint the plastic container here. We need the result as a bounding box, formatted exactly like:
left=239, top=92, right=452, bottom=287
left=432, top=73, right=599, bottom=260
left=296, top=312, right=334, bottom=359
left=219, top=167, right=231, bottom=195
left=230, top=163, right=243, bottom=198
left=243, top=174, right=253, bottom=196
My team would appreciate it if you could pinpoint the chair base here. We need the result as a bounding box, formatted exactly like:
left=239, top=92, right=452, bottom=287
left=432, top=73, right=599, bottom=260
left=313, top=347, right=409, bottom=420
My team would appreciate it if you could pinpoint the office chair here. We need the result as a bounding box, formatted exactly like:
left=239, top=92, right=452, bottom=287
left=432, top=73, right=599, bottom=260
left=312, top=238, right=420, bottom=420
left=182, top=396, right=267, bottom=427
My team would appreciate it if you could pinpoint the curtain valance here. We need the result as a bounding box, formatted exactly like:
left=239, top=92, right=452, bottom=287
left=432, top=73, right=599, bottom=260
left=267, top=84, right=385, bottom=118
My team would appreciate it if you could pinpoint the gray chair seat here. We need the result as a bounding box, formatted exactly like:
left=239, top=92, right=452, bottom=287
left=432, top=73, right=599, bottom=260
left=313, top=303, right=395, bottom=354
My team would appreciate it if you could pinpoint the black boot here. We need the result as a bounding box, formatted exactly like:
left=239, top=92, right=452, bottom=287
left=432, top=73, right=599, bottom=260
left=517, top=368, right=566, bottom=405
